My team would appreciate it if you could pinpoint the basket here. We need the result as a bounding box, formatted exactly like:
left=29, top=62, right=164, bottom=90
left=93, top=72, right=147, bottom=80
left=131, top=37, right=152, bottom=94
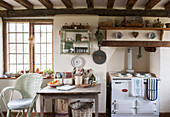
left=69, top=101, right=93, bottom=117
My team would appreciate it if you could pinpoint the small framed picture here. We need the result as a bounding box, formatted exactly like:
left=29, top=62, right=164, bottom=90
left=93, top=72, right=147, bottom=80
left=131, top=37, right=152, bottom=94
left=76, top=34, right=82, bottom=41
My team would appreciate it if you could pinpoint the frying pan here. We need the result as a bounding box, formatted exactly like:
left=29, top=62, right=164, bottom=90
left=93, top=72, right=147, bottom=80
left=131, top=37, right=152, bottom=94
left=93, top=46, right=107, bottom=64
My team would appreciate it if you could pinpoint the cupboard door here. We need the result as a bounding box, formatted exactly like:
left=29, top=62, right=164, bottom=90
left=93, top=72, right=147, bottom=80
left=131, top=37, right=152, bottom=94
left=136, top=100, right=158, bottom=115
left=112, top=100, right=136, bottom=114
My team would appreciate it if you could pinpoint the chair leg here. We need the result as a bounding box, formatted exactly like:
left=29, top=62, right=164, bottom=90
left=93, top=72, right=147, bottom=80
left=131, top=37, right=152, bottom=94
left=34, top=106, right=39, bottom=117
left=22, top=109, right=25, bottom=117
left=6, top=109, right=11, bottom=117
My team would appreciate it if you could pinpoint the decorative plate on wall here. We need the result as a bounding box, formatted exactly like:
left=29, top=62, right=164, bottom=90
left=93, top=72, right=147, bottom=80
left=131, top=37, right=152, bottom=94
left=148, top=32, right=156, bottom=39
left=115, top=32, right=123, bottom=39
left=71, top=56, right=84, bottom=68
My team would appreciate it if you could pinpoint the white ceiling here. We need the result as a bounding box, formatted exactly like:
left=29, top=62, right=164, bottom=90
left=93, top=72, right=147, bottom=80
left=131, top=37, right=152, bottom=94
left=0, top=0, right=169, bottom=10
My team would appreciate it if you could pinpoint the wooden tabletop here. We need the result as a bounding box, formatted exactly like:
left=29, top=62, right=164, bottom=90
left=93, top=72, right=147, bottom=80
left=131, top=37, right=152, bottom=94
left=37, top=85, right=101, bottom=94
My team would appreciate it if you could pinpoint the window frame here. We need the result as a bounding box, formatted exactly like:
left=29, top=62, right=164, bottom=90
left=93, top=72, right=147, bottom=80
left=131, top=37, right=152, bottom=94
left=3, top=19, right=54, bottom=74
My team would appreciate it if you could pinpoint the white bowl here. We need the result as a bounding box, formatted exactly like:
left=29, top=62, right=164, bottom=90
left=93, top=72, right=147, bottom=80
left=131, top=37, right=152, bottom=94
left=5, top=72, right=13, bottom=78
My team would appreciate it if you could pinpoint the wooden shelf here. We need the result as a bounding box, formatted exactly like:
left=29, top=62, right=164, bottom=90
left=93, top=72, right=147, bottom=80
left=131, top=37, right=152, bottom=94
left=101, top=41, right=170, bottom=47
left=100, top=27, right=170, bottom=41
left=100, top=27, right=170, bottom=31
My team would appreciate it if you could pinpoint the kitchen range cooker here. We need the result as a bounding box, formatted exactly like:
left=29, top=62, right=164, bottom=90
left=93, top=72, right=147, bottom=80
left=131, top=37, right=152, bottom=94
left=109, top=72, right=159, bottom=117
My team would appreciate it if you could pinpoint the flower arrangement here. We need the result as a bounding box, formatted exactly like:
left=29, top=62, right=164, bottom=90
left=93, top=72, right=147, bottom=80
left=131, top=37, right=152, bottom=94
left=44, top=69, right=54, bottom=77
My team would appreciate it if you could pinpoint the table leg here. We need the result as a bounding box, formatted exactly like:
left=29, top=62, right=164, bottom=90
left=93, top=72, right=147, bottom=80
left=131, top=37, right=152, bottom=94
left=52, top=99, right=55, bottom=117
left=95, top=94, right=99, bottom=117
left=40, top=95, right=44, bottom=117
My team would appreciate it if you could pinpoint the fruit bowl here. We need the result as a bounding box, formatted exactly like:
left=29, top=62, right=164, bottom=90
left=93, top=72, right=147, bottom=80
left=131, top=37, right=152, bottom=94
left=47, top=80, right=62, bottom=87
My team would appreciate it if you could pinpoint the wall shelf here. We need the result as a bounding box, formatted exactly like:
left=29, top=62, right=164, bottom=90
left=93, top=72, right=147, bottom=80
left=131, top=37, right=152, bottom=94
left=101, top=41, right=170, bottom=47
left=60, top=29, right=91, bottom=55
left=100, top=27, right=170, bottom=41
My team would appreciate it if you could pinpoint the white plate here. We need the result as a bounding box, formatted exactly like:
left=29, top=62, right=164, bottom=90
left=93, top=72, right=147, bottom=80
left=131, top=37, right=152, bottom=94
left=115, top=32, right=123, bottom=39
left=71, top=56, right=83, bottom=68
left=148, top=32, right=156, bottom=39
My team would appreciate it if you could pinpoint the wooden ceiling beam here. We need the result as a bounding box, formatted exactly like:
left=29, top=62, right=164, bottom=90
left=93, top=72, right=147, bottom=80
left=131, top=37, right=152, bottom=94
left=107, top=0, right=115, bottom=9
left=38, top=0, right=53, bottom=9
left=86, top=0, right=94, bottom=8
left=0, top=9, right=169, bottom=17
left=61, top=0, right=73, bottom=8
left=14, top=0, right=33, bottom=9
left=0, top=0, right=13, bottom=10
left=126, top=0, right=137, bottom=9
left=165, top=1, right=170, bottom=10
left=145, top=0, right=161, bottom=10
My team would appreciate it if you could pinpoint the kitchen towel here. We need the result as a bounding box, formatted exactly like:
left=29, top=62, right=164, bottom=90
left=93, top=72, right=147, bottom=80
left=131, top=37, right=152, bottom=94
left=131, top=78, right=144, bottom=97
left=147, top=78, right=158, bottom=101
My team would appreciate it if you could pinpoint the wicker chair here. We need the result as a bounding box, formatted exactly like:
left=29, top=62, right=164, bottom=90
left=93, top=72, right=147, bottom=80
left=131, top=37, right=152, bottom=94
left=1, top=73, right=43, bottom=117
left=0, top=99, right=4, bottom=117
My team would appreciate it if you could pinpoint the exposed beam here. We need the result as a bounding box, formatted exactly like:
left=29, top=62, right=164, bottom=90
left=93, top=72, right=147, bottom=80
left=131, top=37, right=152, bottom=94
left=145, top=0, right=161, bottom=10
left=38, top=0, right=53, bottom=9
left=165, top=1, right=170, bottom=10
left=0, top=0, right=13, bottom=10
left=126, top=0, right=137, bottom=9
left=101, top=41, right=170, bottom=47
left=86, top=0, right=94, bottom=8
left=14, top=0, right=33, bottom=9
left=0, top=9, right=169, bottom=17
left=61, top=0, right=73, bottom=8
left=107, top=0, right=115, bottom=9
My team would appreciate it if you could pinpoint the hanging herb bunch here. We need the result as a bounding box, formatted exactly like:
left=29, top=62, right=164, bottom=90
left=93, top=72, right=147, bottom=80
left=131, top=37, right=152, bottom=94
left=95, top=26, right=104, bottom=44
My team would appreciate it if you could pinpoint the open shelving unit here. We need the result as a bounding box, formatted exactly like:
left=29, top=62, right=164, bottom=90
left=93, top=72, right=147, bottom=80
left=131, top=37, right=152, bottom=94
left=100, top=27, right=170, bottom=47
left=60, top=29, right=91, bottom=55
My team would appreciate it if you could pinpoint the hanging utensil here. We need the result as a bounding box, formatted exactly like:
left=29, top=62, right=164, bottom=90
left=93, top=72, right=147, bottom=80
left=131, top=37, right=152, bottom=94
left=137, top=47, right=142, bottom=59
left=93, top=45, right=107, bottom=64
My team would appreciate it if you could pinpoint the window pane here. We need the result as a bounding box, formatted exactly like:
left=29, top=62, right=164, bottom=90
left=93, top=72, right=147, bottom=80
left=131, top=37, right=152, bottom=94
left=17, top=55, right=23, bottom=63
left=9, top=23, right=16, bottom=32
left=41, top=65, right=46, bottom=71
left=47, top=25, right=52, bottom=32
left=24, top=33, right=29, bottom=43
left=47, top=54, right=52, bottom=63
left=47, top=65, right=52, bottom=69
left=34, top=33, right=40, bottom=43
left=9, top=33, right=16, bottom=43
left=24, top=23, right=29, bottom=32
left=34, top=25, right=40, bottom=32
left=24, top=44, right=29, bottom=53
left=9, top=65, right=16, bottom=73
left=41, top=44, right=46, bottom=53
left=17, top=65, right=23, bottom=72
left=7, top=22, right=30, bottom=73
left=47, top=33, right=52, bottom=43
left=24, top=54, right=29, bottom=64
left=17, top=23, right=23, bottom=32
left=17, top=33, right=23, bottom=43
left=35, top=54, right=40, bottom=64
left=41, top=33, right=46, bottom=43
left=41, top=25, right=46, bottom=32
left=35, top=44, right=40, bottom=53
left=17, top=44, right=23, bottom=53
left=9, top=44, right=16, bottom=53
left=9, top=54, right=16, bottom=63
left=41, top=54, right=46, bottom=63
left=47, top=44, right=52, bottom=53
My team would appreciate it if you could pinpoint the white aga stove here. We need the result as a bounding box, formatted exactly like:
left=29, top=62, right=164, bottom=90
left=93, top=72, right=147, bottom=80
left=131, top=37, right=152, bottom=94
left=110, top=72, right=159, bottom=117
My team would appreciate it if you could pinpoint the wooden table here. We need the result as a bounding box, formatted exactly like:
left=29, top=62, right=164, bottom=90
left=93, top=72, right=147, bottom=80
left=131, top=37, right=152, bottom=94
left=37, top=85, right=101, bottom=117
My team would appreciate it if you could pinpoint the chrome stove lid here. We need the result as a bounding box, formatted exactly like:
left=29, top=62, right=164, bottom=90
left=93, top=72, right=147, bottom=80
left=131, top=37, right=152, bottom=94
left=134, top=72, right=151, bottom=78
left=113, top=72, right=133, bottom=78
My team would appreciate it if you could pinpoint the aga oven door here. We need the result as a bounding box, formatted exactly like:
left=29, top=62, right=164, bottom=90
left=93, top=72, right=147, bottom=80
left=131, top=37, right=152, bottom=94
left=112, top=100, right=136, bottom=115
left=136, top=99, right=159, bottom=115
